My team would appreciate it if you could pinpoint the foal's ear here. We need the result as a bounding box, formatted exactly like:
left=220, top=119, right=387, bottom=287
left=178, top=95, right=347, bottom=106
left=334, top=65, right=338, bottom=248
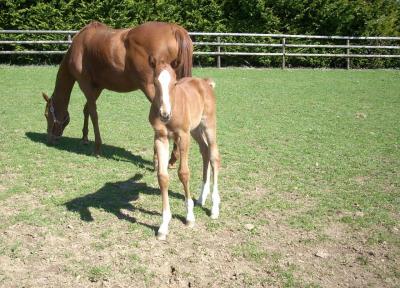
left=149, top=55, right=156, bottom=69
left=171, top=59, right=181, bottom=69
left=42, top=92, right=50, bottom=103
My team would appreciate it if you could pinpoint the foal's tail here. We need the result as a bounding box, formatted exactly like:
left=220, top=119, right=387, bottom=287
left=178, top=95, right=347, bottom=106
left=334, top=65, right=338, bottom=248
left=175, top=27, right=193, bottom=79
left=204, top=78, right=216, bottom=89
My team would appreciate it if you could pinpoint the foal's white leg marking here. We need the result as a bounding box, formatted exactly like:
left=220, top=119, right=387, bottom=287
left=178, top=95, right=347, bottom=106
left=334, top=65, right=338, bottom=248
left=158, top=70, right=172, bottom=116
left=156, top=137, right=171, bottom=240
left=211, top=177, right=220, bottom=219
left=197, top=163, right=211, bottom=206
left=186, top=198, right=195, bottom=227
left=158, top=208, right=172, bottom=238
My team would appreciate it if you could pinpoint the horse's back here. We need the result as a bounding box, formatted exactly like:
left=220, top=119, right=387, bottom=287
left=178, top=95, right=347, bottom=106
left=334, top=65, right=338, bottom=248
left=65, top=21, right=192, bottom=93
left=67, top=22, right=136, bottom=91
left=125, top=22, right=182, bottom=63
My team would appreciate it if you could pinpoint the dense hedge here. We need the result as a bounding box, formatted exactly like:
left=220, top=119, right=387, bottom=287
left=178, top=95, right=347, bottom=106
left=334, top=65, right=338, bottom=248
left=1, top=0, right=399, bottom=67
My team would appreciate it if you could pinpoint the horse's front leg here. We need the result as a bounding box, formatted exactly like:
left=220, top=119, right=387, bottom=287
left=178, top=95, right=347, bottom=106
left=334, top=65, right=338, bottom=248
left=88, top=101, right=102, bottom=156
left=168, top=142, right=180, bottom=169
left=155, top=132, right=171, bottom=240
left=178, top=133, right=195, bottom=227
left=79, top=84, right=102, bottom=155
left=82, top=102, right=89, bottom=144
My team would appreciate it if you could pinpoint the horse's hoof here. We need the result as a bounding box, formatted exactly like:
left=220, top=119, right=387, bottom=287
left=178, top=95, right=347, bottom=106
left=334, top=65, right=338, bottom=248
left=210, top=213, right=219, bottom=220
left=156, top=232, right=167, bottom=241
left=195, top=199, right=204, bottom=207
left=82, top=139, right=89, bottom=145
left=92, top=152, right=101, bottom=158
left=168, top=163, right=176, bottom=169
left=185, top=220, right=195, bottom=228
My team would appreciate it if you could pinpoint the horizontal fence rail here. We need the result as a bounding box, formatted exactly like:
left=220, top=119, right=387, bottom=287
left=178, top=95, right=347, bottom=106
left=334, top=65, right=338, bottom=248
left=1, top=30, right=400, bottom=68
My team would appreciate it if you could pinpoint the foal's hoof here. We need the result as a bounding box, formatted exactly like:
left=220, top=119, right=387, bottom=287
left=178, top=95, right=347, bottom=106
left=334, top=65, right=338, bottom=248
left=82, top=139, right=89, bottom=145
left=168, top=163, right=177, bottom=169
left=156, top=232, right=167, bottom=241
left=185, top=220, right=195, bottom=228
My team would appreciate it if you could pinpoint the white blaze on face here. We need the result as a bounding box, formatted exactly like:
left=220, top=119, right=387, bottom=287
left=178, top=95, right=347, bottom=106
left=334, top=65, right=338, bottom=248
left=158, top=69, right=172, bottom=118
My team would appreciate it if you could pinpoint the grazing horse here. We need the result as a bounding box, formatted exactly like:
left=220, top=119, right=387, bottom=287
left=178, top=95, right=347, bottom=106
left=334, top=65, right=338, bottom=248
left=42, top=21, right=192, bottom=165
left=149, top=59, right=221, bottom=240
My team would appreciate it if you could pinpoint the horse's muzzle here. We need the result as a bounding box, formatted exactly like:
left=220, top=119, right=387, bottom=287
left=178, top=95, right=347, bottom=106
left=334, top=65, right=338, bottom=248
left=160, top=112, right=171, bottom=123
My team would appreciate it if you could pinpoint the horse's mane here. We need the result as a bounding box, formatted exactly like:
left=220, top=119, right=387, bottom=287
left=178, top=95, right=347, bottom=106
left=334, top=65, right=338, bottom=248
left=73, top=21, right=109, bottom=39
left=174, top=26, right=193, bottom=79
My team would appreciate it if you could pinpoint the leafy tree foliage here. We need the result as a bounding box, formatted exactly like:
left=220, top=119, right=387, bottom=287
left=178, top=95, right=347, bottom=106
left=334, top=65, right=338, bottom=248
left=0, top=0, right=399, bottom=67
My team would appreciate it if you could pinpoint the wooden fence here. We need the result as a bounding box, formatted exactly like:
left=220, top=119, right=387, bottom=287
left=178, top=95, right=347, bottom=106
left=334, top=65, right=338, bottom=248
left=1, top=30, right=400, bottom=68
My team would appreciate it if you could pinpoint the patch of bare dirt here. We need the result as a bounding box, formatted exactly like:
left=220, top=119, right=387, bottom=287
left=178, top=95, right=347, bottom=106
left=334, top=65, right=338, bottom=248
left=0, top=183, right=399, bottom=288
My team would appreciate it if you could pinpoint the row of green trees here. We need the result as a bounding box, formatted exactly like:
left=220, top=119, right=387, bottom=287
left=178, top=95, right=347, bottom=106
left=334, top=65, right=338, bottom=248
left=1, top=0, right=399, bottom=67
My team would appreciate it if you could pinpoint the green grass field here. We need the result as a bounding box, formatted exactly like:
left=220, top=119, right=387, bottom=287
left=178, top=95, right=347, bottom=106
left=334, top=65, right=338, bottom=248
left=0, top=66, right=399, bottom=287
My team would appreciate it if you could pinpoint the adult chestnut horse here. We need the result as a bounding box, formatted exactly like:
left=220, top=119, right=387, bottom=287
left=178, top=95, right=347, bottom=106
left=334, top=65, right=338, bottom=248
left=42, top=21, right=192, bottom=165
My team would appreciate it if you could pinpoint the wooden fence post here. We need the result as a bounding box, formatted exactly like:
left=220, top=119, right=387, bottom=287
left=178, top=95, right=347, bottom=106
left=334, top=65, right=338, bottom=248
left=282, top=37, right=286, bottom=69
left=217, top=36, right=221, bottom=68
left=346, top=39, right=351, bottom=69
left=67, top=34, right=72, bottom=49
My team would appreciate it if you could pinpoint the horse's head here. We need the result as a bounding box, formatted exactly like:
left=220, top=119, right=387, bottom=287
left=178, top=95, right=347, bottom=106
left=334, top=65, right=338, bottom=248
left=42, top=92, right=70, bottom=143
left=150, top=57, right=177, bottom=123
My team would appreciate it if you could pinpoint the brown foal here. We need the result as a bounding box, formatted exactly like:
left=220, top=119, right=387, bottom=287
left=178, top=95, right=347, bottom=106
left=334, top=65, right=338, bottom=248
left=149, top=60, right=221, bottom=240
left=42, top=21, right=192, bottom=165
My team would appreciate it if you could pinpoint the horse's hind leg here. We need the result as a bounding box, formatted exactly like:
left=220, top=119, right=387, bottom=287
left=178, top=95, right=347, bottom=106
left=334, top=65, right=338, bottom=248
left=168, top=142, right=180, bottom=169
left=82, top=103, right=89, bottom=144
left=191, top=128, right=211, bottom=206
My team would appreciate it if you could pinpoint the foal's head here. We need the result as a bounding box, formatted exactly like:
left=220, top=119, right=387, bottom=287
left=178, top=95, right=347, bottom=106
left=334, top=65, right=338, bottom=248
left=151, top=59, right=177, bottom=123
left=42, top=92, right=70, bottom=143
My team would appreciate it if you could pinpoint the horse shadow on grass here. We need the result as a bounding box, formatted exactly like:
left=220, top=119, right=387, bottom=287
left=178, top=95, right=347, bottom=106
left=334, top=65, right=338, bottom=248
left=25, top=132, right=153, bottom=170
left=64, top=173, right=186, bottom=234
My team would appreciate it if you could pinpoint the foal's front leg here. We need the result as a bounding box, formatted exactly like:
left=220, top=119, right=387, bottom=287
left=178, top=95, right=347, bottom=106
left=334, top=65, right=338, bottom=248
left=155, top=132, right=171, bottom=240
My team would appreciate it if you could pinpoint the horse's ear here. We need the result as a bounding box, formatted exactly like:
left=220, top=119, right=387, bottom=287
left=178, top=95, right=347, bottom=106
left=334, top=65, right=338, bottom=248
left=42, top=92, right=50, bottom=103
left=149, top=55, right=156, bottom=69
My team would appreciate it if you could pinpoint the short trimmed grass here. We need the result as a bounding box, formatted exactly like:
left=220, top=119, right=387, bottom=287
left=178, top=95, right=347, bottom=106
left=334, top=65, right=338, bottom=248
left=0, top=66, right=399, bottom=287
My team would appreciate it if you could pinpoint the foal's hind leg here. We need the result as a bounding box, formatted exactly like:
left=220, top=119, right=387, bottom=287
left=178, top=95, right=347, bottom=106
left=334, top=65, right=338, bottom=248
left=204, top=127, right=221, bottom=219
left=191, top=128, right=211, bottom=206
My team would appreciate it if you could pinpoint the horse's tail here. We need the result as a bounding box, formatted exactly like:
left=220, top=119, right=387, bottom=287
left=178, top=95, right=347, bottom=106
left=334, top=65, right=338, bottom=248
left=175, top=27, right=193, bottom=79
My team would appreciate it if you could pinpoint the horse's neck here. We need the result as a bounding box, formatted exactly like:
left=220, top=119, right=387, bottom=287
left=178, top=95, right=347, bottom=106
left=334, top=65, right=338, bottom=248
left=52, top=56, right=75, bottom=114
